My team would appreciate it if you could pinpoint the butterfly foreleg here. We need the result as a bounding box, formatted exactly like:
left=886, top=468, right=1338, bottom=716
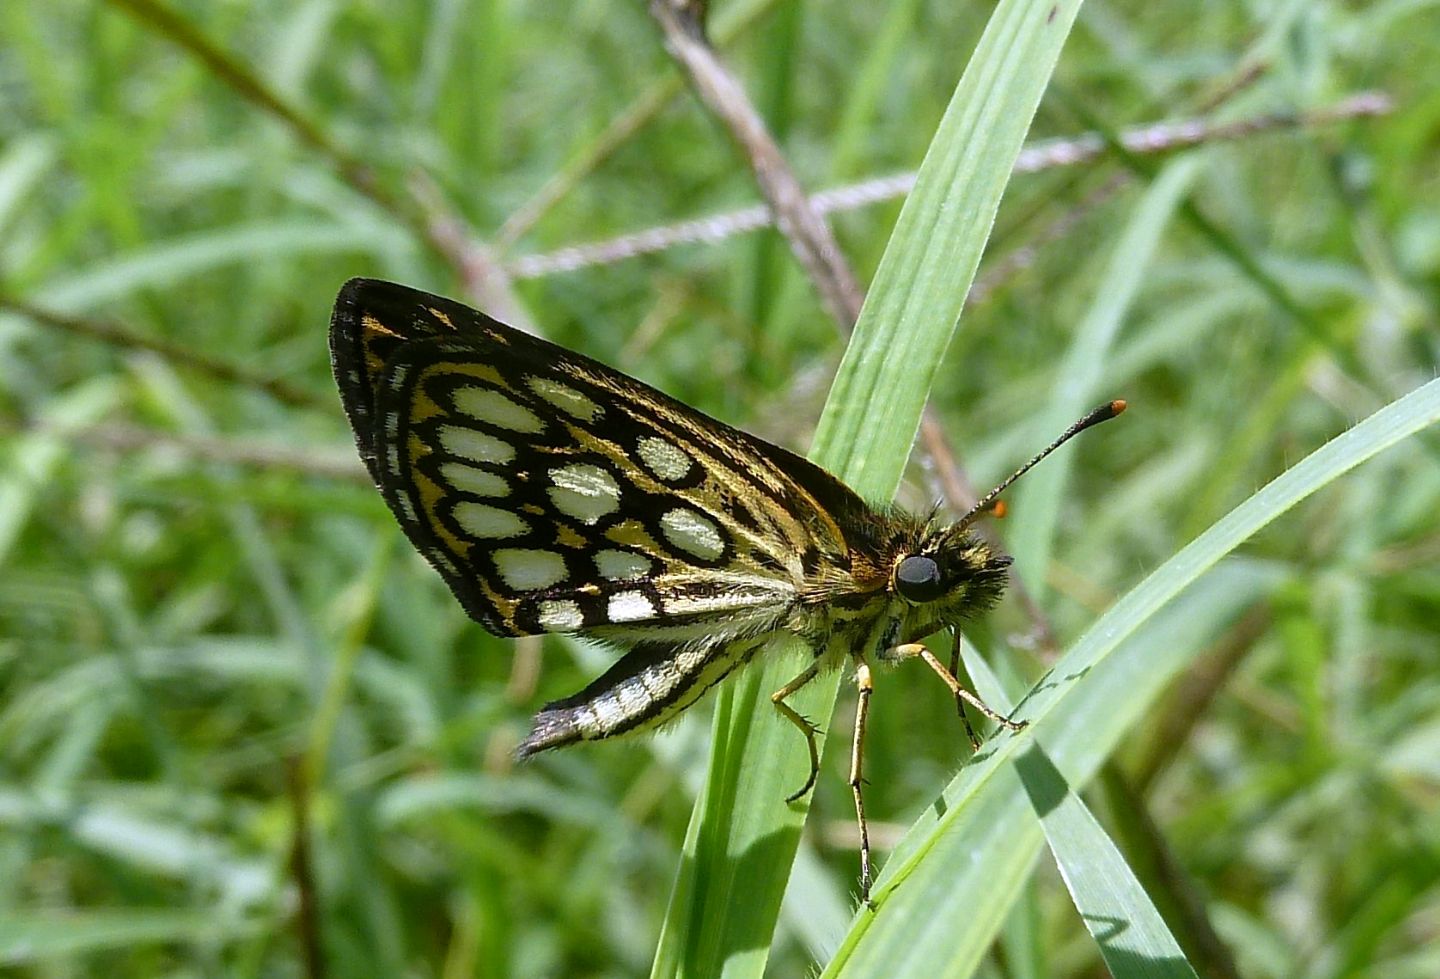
left=770, top=656, right=825, bottom=803
left=881, top=633, right=1025, bottom=750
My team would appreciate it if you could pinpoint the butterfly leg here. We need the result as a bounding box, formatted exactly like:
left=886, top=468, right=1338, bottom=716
left=885, top=641, right=1025, bottom=749
left=771, top=658, right=824, bottom=803
left=947, top=626, right=981, bottom=749
left=850, top=655, right=876, bottom=905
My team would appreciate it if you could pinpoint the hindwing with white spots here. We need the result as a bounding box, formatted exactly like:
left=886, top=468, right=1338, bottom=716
left=330, top=278, right=878, bottom=642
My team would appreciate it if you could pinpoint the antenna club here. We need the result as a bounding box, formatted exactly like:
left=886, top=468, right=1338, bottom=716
left=955, top=398, right=1127, bottom=532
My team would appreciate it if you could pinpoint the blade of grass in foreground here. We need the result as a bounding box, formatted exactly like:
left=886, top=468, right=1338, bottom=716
left=650, top=1, right=1088, bottom=976
left=825, top=378, right=1440, bottom=975
left=1019, top=746, right=1198, bottom=978
left=965, top=650, right=1199, bottom=977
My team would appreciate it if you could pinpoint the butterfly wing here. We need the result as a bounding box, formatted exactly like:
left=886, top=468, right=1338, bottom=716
left=330, top=278, right=880, bottom=646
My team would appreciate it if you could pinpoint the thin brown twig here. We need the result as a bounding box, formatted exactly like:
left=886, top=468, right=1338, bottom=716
left=497, top=80, right=683, bottom=250
left=504, top=92, right=1392, bottom=280
left=287, top=757, right=327, bottom=979
left=0, top=298, right=328, bottom=410
left=648, top=0, right=865, bottom=328
left=1194, top=59, right=1270, bottom=115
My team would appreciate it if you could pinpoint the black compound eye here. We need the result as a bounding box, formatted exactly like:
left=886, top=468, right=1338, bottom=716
left=894, top=555, right=945, bottom=604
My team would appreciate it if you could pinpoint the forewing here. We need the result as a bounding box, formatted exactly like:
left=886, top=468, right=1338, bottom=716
left=330, top=278, right=875, bottom=640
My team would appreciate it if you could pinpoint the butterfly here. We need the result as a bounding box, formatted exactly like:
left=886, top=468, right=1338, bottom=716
left=330, top=277, right=1123, bottom=900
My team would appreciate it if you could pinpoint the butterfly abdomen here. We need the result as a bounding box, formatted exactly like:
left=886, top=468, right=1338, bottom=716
left=516, top=637, right=766, bottom=756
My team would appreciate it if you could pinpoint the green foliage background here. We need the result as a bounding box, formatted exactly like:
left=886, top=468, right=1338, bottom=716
left=1, top=1, right=1438, bottom=976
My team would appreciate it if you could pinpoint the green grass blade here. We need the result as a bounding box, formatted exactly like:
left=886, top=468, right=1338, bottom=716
left=39, top=220, right=409, bottom=312
left=0, top=134, right=54, bottom=238
left=651, top=1, right=1087, bottom=975
left=811, top=0, right=1087, bottom=497
left=0, top=910, right=253, bottom=964
left=1018, top=748, right=1198, bottom=978
left=825, top=376, right=1440, bottom=975
left=965, top=646, right=1199, bottom=976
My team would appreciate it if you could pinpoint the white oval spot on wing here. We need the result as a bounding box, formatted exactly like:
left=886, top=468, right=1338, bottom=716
left=526, top=376, right=601, bottom=422
left=494, top=548, right=568, bottom=590
left=453, top=501, right=528, bottom=539
left=595, top=548, right=652, bottom=581
left=659, top=508, right=725, bottom=560
left=538, top=599, right=584, bottom=631
left=452, top=385, right=544, bottom=433
left=440, top=462, right=509, bottom=497
left=439, top=425, right=514, bottom=465
left=607, top=590, right=656, bottom=623
left=548, top=463, right=621, bottom=525
left=638, top=435, right=693, bottom=482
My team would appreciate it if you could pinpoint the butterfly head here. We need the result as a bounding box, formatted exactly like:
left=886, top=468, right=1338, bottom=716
left=890, top=526, right=1010, bottom=629
left=881, top=398, right=1128, bottom=636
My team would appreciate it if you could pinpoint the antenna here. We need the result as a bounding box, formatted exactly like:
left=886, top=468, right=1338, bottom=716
left=956, top=400, right=1126, bottom=532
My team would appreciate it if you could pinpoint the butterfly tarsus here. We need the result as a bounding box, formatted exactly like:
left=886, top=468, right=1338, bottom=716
left=772, top=658, right=826, bottom=803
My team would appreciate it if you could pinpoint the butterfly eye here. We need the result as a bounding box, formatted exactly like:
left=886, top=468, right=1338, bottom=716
left=894, top=555, right=945, bottom=604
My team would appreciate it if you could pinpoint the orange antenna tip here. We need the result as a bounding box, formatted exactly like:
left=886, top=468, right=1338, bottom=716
left=955, top=397, right=1127, bottom=532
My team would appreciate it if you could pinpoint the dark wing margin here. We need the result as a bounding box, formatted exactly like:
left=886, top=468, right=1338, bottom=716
left=332, top=278, right=551, bottom=634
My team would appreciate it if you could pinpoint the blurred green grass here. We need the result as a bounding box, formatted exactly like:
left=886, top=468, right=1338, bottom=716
left=2, top=1, right=1438, bottom=977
